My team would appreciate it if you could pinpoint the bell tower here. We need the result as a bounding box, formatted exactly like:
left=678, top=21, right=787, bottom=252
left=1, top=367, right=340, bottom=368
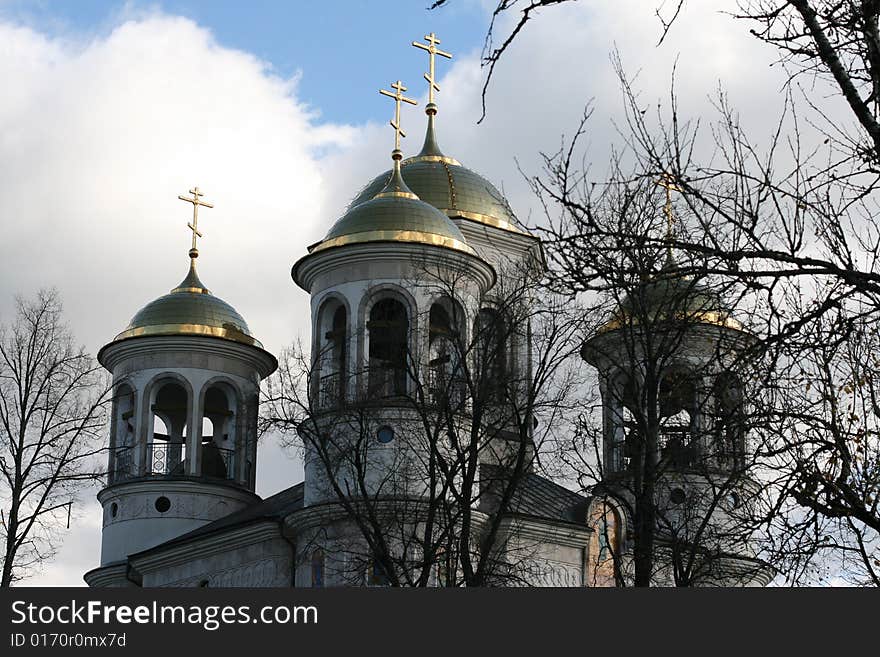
left=85, top=188, right=277, bottom=587
left=581, top=186, right=769, bottom=586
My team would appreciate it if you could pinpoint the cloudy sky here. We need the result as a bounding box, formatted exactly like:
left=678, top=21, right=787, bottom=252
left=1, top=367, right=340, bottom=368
left=0, top=0, right=811, bottom=585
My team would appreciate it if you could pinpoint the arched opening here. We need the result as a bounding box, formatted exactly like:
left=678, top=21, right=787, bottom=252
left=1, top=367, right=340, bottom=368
left=475, top=308, right=507, bottom=400
left=368, top=298, right=409, bottom=397
left=311, top=549, right=325, bottom=588
left=427, top=300, right=464, bottom=407
left=658, top=370, right=699, bottom=468
left=149, top=381, right=189, bottom=476
left=317, top=299, right=347, bottom=409
left=587, top=501, right=621, bottom=587
left=367, top=559, right=391, bottom=586
left=202, top=385, right=236, bottom=480
left=714, top=373, right=745, bottom=469
left=435, top=548, right=452, bottom=587
left=110, top=384, right=135, bottom=482
left=607, top=375, right=639, bottom=473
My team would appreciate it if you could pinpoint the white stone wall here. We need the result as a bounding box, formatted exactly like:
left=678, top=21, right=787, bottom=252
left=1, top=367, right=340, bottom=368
left=98, top=480, right=258, bottom=565
left=138, top=536, right=293, bottom=588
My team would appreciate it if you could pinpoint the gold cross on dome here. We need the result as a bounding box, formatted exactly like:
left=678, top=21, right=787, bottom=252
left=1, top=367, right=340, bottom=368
left=655, top=172, right=681, bottom=238
left=178, top=186, right=213, bottom=258
left=379, top=80, right=418, bottom=152
left=412, top=32, right=452, bottom=106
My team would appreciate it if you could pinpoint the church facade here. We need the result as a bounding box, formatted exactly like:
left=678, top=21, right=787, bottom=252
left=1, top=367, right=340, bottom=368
left=84, top=34, right=770, bottom=588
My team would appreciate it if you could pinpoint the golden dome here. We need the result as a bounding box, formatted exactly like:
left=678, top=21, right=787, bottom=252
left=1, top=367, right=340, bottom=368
left=111, top=262, right=264, bottom=348
left=347, top=113, right=526, bottom=235
left=310, top=154, right=477, bottom=256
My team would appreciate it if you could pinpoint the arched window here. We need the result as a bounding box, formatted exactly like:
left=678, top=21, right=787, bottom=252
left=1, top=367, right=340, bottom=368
left=607, top=375, right=639, bottom=473
left=317, top=300, right=347, bottom=408
left=476, top=308, right=507, bottom=399
left=202, top=385, right=236, bottom=480
left=311, top=550, right=325, bottom=588
left=658, top=370, right=698, bottom=468
left=714, top=373, right=745, bottom=469
left=587, top=501, right=621, bottom=587
left=149, top=381, right=188, bottom=476
left=110, top=384, right=135, bottom=482
left=436, top=548, right=453, bottom=587
left=368, top=298, right=408, bottom=397
left=367, top=560, right=391, bottom=586
left=428, top=300, right=464, bottom=407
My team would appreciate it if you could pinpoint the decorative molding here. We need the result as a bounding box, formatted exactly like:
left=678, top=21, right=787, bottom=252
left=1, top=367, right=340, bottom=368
left=99, top=335, right=277, bottom=379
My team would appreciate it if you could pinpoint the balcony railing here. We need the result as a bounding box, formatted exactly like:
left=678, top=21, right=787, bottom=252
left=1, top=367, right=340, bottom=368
left=659, top=427, right=698, bottom=468
left=607, top=427, right=697, bottom=473
left=109, top=446, right=136, bottom=484
left=426, top=366, right=466, bottom=409
left=146, top=441, right=187, bottom=477
left=201, top=443, right=235, bottom=480
left=319, top=372, right=343, bottom=409
left=367, top=365, right=407, bottom=399
left=607, top=440, right=630, bottom=473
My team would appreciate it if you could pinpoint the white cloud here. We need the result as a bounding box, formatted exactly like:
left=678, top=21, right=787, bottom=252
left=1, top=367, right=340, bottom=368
left=0, top=13, right=349, bottom=585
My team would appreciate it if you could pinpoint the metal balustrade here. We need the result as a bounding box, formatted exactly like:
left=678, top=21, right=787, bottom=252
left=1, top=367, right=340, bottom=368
left=201, top=443, right=235, bottom=480
left=109, top=446, right=136, bottom=484
left=367, top=366, right=407, bottom=398
left=319, top=372, right=343, bottom=409
left=146, top=441, right=186, bottom=476
left=426, top=366, right=466, bottom=408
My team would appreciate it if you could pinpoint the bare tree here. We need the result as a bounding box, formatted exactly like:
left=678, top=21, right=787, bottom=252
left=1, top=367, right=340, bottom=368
left=753, top=303, right=880, bottom=585
left=438, top=0, right=880, bottom=586
left=0, top=289, right=108, bottom=586
left=533, top=158, right=771, bottom=586
left=262, top=260, right=584, bottom=586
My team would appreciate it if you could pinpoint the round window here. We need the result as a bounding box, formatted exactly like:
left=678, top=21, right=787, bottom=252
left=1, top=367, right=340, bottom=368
left=377, top=426, right=395, bottom=444
left=670, top=488, right=686, bottom=505
left=155, top=496, right=171, bottom=513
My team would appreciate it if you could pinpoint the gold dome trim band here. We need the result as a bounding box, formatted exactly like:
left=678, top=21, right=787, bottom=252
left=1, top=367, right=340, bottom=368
left=597, top=311, right=744, bottom=333
left=310, top=229, right=477, bottom=256
left=114, top=323, right=263, bottom=348
left=442, top=209, right=527, bottom=235
left=373, top=190, right=420, bottom=200
left=169, top=285, right=211, bottom=295
left=403, top=154, right=461, bottom=166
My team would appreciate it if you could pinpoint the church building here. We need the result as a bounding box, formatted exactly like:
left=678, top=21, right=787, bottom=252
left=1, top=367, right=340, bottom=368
left=85, top=34, right=770, bottom=588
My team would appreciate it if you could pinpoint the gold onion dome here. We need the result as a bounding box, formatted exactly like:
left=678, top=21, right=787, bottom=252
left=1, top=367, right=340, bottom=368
left=310, top=149, right=476, bottom=256
left=601, top=258, right=743, bottom=333
left=111, top=261, right=263, bottom=348
left=346, top=109, right=525, bottom=235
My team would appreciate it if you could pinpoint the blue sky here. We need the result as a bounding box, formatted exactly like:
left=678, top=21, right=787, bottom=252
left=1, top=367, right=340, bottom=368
left=0, top=0, right=489, bottom=124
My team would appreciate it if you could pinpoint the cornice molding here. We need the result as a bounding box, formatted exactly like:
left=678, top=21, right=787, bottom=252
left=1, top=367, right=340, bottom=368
left=98, top=334, right=277, bottom=378
left=292, top=241, right=496, bottom=294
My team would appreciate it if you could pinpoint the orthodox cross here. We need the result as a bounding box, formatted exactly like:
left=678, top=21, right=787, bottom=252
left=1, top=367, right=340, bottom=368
left=379, top=81, right=418, bottom=152
left=412, top=32, right=452, bottom=106
left=178, top=186, right=213, bottom=258
left=655, top=172, right=681, bottom=239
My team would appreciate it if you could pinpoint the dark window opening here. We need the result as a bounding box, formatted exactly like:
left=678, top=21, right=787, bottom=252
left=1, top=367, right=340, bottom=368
left=428, top=302, right=464, bottom=407
left=320, top=304, right=348, bottom=409
left=476, top=308, right=507, bottom=400
left=311, top=550, right=325, bottom=588
left=714, top=373, right=745, bottom=469
left=149, top=382, right=189, bottom=476
left=202, top=386, right=235, bottom=480
left=368, top=299, right=408, bottom=397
